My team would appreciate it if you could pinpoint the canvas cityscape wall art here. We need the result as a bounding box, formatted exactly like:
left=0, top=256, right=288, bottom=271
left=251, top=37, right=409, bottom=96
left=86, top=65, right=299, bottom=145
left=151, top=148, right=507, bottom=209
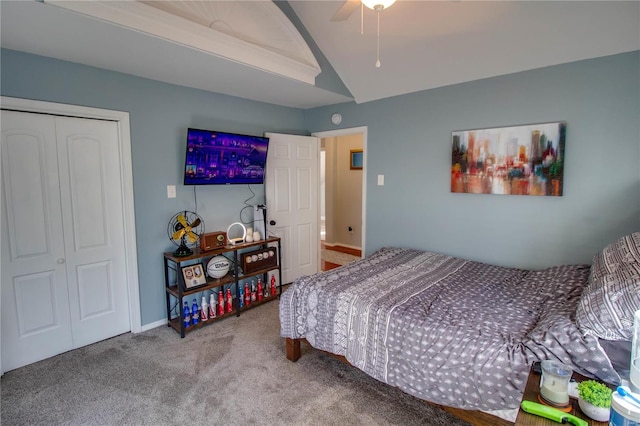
left=451, top=122, right=566, bottom=196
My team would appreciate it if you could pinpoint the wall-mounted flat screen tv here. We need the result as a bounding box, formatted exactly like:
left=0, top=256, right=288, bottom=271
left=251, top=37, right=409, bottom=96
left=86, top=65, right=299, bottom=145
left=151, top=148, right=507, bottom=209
left=183, top=128, right=269, bottom=185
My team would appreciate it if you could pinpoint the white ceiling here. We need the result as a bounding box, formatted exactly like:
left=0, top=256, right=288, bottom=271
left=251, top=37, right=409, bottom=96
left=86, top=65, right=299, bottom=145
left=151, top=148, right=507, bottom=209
left=1, top=1, right=639, bottom=109
left=292, top=0, right=640, bottom=104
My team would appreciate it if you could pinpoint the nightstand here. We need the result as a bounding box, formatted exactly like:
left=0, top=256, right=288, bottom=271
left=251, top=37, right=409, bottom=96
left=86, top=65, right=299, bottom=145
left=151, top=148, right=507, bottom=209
left=515, top=365, right=609, bottom=425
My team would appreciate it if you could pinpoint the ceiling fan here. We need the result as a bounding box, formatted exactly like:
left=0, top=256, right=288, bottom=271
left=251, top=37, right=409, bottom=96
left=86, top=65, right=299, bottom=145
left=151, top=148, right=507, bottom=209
left=331, top=0, right=397, bottom=67
left=331, top=0, right=396, bottom=22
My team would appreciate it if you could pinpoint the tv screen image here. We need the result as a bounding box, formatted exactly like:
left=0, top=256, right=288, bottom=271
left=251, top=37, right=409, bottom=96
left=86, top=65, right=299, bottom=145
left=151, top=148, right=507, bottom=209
left=184, top=128, right=269, bottom=185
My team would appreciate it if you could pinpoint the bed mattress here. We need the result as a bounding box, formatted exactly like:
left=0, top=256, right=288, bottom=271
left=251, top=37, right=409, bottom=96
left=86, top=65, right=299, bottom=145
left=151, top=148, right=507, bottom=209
left=280, top=247, right=620, bottom=412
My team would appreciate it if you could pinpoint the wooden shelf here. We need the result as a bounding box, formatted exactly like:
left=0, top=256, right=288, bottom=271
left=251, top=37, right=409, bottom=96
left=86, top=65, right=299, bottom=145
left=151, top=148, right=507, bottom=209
left=238, top=266, right=279, bottom=279
left=165, top=273, right=235, bottom=298
left=167, top=308, right=237, bottom=335
left=163, top=236, right=281, bottom=262
left=238, top=294, right=278, bottom=312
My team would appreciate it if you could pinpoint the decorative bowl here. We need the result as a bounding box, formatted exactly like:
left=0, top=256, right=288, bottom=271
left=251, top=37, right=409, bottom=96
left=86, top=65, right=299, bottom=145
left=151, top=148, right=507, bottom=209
left=578, top=397, right=610, bottom=422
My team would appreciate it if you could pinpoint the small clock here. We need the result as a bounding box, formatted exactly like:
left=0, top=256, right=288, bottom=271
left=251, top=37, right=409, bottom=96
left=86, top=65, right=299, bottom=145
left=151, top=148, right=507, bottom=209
left=331, top=113, right=342, bottom=125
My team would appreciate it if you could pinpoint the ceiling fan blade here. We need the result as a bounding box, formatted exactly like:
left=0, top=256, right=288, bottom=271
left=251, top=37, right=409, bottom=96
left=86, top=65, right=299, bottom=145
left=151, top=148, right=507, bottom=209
left=172, top=228, right=186, bottom=241
left=331, top=0, right=360, bottom=21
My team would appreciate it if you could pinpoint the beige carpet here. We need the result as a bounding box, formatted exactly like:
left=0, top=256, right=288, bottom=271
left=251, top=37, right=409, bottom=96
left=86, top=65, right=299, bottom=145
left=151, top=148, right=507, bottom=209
left=321, top=248, right=360, bottom=266
left=1, top=300, right=469, bottom=425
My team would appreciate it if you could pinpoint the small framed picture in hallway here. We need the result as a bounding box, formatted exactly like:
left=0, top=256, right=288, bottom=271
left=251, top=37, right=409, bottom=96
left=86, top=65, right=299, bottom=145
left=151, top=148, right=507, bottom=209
left=350, top=149, right=363, bottom=170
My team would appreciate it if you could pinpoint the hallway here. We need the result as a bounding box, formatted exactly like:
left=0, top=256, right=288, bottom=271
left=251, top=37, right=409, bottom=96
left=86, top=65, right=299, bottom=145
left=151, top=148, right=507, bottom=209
left=320, top=243, right=361, bottom=271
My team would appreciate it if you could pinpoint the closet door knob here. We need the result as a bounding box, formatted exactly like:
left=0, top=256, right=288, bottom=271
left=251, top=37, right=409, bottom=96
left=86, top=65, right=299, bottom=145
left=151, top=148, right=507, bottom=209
left=269, top=220, right=276, bottom=226
left=57, top=258, right=65, bottom=264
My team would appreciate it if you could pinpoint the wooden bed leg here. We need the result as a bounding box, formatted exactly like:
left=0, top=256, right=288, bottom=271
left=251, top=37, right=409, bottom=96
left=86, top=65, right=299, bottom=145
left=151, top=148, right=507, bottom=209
left=286, top=337, right=301, bottom=362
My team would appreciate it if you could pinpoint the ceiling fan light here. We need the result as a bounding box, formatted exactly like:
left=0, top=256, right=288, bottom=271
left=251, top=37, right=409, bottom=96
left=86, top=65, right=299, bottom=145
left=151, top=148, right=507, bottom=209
left=361, top=0, right=396, bottom=11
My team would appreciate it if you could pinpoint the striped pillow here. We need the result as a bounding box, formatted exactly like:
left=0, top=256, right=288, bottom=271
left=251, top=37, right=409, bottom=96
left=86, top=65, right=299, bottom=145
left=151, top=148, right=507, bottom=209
left=576, top=264, right=640, bottom=340
left=576, top=233, right=640, bottom=341
left=590, top=232, right=640, bottom=281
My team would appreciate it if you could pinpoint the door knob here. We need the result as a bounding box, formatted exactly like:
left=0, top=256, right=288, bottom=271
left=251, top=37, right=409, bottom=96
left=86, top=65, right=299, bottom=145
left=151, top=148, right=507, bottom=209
left=269, top=220, right=276, bottom=226
left=57, top=258, right=65, bottom=264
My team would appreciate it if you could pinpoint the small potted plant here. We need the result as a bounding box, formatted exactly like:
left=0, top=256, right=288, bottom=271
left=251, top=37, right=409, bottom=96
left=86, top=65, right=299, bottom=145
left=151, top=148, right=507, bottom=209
left=577, top=380, right=612, bottom=422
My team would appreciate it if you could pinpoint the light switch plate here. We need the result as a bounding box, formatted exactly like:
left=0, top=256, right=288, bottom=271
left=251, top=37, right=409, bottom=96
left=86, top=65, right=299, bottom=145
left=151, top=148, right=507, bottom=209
left=377, top=175, right=384, bottom=186
left=167, top=185, right=176, bottom=198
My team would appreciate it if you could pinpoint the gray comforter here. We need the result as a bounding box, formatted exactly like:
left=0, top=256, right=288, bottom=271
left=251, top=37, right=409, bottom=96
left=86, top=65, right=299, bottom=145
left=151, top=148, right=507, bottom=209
left=279, top=247, right=621, bottom=412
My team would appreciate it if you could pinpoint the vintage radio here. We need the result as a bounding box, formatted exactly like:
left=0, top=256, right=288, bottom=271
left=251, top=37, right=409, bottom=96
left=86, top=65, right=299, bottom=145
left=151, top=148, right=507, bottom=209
left=241, top=246, right=278, bottom=274
left=200, top=231, right=227, bottom=251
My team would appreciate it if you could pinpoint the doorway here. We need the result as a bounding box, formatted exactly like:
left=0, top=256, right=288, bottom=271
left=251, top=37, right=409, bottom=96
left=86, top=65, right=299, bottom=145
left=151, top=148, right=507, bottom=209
left=313, top=127, right=366, bottom=271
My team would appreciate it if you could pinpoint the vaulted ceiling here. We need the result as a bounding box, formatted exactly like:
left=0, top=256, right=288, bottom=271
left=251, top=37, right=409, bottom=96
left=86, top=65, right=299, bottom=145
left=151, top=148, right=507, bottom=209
left=1, top=1, right=639, bottom=109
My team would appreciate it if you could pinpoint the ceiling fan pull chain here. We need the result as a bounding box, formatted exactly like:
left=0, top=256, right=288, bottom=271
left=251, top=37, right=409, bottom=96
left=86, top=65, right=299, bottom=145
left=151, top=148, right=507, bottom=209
left=375, top=11, right=381, bottom=68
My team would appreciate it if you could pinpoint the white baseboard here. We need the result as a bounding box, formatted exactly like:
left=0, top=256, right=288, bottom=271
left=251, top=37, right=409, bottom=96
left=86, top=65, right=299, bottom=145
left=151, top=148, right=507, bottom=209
left=138, top=318, right=167, bottom=333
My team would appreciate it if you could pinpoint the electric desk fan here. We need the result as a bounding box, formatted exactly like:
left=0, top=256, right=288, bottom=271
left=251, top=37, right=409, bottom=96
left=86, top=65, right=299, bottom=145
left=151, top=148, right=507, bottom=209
left=167, top=211, right=205, bottom=257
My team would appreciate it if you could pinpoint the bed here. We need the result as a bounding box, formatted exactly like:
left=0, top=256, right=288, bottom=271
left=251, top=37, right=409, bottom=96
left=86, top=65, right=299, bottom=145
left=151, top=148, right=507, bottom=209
left=279, top=232, right=640, bottom=424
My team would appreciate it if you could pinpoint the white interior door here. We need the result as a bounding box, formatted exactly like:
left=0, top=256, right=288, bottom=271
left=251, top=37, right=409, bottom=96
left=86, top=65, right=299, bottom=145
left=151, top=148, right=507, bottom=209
left=265, top=133, right=319, bottom=284
left=1, top=111, right=74, bottom=369
left=54, top=116, right=131, bottom=347
left=1, top=110, right=131, bottom=371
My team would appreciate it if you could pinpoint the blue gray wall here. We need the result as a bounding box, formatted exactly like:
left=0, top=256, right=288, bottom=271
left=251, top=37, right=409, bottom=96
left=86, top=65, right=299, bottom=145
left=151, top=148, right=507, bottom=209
left=304, top=51, right=640, bottom=269
left=2, top=48, right=639, bottom=326
left=1, top=48, right=307, bottom=326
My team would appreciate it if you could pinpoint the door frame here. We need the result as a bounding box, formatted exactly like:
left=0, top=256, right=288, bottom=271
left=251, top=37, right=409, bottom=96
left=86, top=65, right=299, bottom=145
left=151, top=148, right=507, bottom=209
left=311, top=126, right=367, bottom=255
left=0, top=97, right=142, bottom=372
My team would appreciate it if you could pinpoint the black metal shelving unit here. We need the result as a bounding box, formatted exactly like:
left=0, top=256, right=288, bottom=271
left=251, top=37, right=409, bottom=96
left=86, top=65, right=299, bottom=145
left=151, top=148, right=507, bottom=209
left=163, top=236, right=282, bottom=337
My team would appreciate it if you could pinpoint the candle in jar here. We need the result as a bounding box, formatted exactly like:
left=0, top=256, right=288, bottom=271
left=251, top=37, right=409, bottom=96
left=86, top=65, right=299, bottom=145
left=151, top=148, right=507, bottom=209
left=541, top=378, right=569, bottom=405
left=539, top=360, right=572, bottom=406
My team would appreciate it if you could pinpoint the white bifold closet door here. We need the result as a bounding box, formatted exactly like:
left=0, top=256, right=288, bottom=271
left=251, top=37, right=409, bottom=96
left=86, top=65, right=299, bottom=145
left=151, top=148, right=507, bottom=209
left=1, top=110, right=131, bottom=372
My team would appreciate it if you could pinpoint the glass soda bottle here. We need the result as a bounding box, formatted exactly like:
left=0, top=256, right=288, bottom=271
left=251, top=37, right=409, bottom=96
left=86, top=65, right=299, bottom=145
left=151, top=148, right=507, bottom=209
left=200, top=296, right=208, bottom=322
left=225, top=288, right=233, bottom=313
left=209, top=293, right=216, bottom=318
left=218, top=291, right=224, bottom=316
left=270, top=273, right=277, bottom=296
left=191, top=298, right=199, bottom=326
left=183, top=301, right=191, bottom=328
left=244, top=283, right=251, bottom=306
